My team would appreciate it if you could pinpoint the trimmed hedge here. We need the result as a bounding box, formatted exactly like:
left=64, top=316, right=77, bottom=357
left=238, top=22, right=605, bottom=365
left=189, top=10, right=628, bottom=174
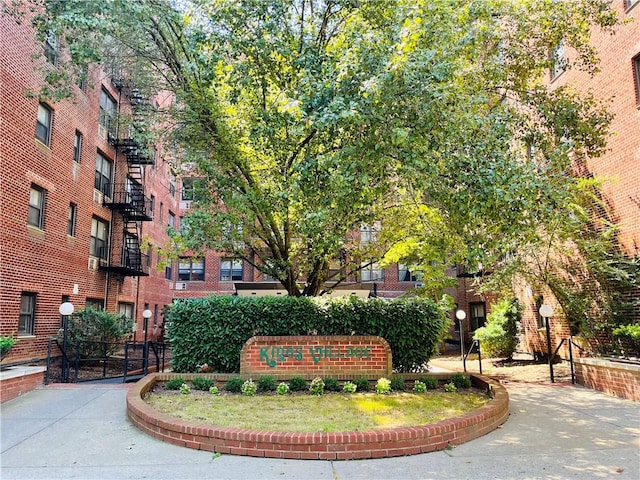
left=165, top=295, right=450, bottom=373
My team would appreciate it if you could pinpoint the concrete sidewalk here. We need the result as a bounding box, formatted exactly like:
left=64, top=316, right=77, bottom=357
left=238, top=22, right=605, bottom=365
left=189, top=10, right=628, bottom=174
left=1, top=381, right=638, bottom=480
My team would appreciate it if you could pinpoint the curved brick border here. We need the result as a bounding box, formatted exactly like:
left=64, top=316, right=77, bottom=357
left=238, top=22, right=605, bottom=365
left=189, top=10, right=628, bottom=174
left=127, top=373, right=509, bottom=460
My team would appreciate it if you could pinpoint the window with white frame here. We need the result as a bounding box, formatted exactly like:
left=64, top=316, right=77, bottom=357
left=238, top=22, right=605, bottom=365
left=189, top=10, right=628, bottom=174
left=90, top=217, right=109, bottom=260
left=220, top=258, right=243, bottom=281
left=469, top=302, right=486, bottom=331
left=99, top=88, right=116, bottom=132
left=118, top=303, right=134, bottom=321
left=550, top=40, right=566, bottom=81
left=169, top=174, right=176, bottom=197
left=73, top=130, right=83, bottom=163
left=626, top=0, right=639, bottom=11
left=67, top=202, right=77, bottom=236
left=361, top=262, right=383, bottom=282
left=44, top=30, right=59, bottom=65
left=19, top=292, right=37, bottom=336
left=360, top=222, right=380, bottom=244
left=28, top=184, right=46, bottom=229
left=398, top=263, right=418, bottom=282
left=178, top=257, right=205, bottom=281
left=181, top=177, right=205, bottom=201
left=94, top=152, right=113, bottom=197
left=36, top=103, right=52, bottom=146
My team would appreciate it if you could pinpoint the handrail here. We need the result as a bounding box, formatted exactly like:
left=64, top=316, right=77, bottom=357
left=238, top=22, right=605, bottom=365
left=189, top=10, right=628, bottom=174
left=463, top=339, right=482, bottom=375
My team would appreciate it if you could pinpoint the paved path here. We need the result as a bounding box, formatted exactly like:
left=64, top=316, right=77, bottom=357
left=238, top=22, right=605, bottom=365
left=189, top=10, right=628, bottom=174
left=1, top=381, right=638, bottom=479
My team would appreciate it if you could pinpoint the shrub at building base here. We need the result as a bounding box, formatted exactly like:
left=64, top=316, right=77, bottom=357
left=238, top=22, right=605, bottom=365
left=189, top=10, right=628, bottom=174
left=473, top=298, right=521, bottom=360
left=166, top=295, right=450, bottom=373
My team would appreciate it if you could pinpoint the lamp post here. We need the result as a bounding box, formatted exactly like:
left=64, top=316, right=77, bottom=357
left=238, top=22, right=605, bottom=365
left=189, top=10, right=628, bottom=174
left=142, top=309, right=152, bottom=374
left=58, top=302, right=74, bottom=383
left=539, top=304, right=554, bottom=383
left=456, top=309, right=467, bottom=372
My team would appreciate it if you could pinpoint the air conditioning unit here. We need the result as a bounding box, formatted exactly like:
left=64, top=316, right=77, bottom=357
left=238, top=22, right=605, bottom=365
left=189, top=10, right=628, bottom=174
left=179, top=201, right=192, bottom=210
left=88, top=257, right=99, bottom=271
left=175, top=282, right=188, bottom=290
left=415, top=282, right=425, bottom=288
left=93, top=189, right=103, bottom=204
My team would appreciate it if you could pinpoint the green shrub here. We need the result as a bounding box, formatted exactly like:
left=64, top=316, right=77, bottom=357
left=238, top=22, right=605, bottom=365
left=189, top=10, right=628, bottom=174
left=613, top=324, right=640, bottom=341
left=413, top=380, right=426, bottom=393
left=449, top=373, right=472, bottom=389
left=179, top=383, right=191, bottom=394
left=473, top=299, right=521, bottom=360
left=166, top=377, right=185, bottom=390
left=0, top=336, right=17, bottom=357
left=63, top=307, right=133, bottom=358
left=418, top=376, right=438, bottom=390
left=165, top=296, right=450, bottom=373
left=289, top=376, right=308, bottom=392
left=225, top=377, right=244, bottom=393
left=209, top=386, right=219, bottom=395
left=390, top=376, right=406, bottom=391
left=191, top=377, right=214, bottom=391
left=376, top=377, right=391, bottom=394
left=276, top=383, right=290, bottom=395
left=444, top=382, right=457, bottom=392
left=257, top=375, right=277, bottom=392
left=241, top=379, right=257, bottom=396
left=353, top=377, right=370, bottom=392
left=309, top=377, right=325, bottom=396
left=342, top=381, right=357, bottom=393
left=323, top=377, right=340, bottom=392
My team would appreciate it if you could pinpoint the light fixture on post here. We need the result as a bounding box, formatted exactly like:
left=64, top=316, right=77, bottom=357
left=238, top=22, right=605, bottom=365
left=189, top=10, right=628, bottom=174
left=456, top=309, right=467, bottom=372
left=142, top=309, right=152, bottom=374
left=539, top=304, right=554, bottom=382
left=58, top=302, right=75, bottom=383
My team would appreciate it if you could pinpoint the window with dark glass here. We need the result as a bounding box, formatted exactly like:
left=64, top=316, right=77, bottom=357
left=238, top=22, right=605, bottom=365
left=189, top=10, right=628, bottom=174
left=67, top=202, right=77, bottom=236
left=168, top=211, right=175, bottom=228
left=28, top=184, right=45, bottom=229
left=44, top=30, right=58, bottom=65
left=36, top=103, right=52, bottom=146
left=178, top=257, right=205, bottom=281
left=94, top=152, right=113, bottom=196
left=99, top=88, right=116, bottom=131
left=398, top=263, right=417, bottom=282
left=90, top=217, right=109, bottom=260
left=633, top=53, right=640, bottom=104
left=169, top=174, right=176, bottom=197
left=469, top=302, right=486, bottom=331
left=220, top=258, right=243, bottom=281
left=86, top=298, right=104, bottom=310
left=74, top=131, right=83, bottom=163
left=19, top=292, right=36, bottom=336
left=165, top=259, right=173, bottom=280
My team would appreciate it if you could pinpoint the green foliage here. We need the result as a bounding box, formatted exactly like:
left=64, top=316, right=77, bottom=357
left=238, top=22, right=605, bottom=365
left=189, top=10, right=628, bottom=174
left=473, top=299, right=521, bottom=360
left=390, top=376, right=406, bottom=391
left=413, top=381, right=427, bottom=393
left=449, top=373, right=472, bottom=389
left=353, top=378, right=371, bottom=392
left=376, top=378, right=391, bottom=395
left=342, top=381, right=357, bottom=394
left=225, top=377, right=244, bottom=393
left=309, top=377, right=325, bottom=396
left=323, top=378, right=340, bottom=392
left=179, top=383, right=191, bottom=394
left=0, top=336, right=17, bottom=357
left=289, top=376, right=308, bottom=392
left=241, top=379, right=257, bottom=397
left=63, top=307, right=132, bottom=358
left=418, top=376, right=439, bottom=390
left=209, top=386, right=219, bottom=395
left=613, top=324, right=640, bottom=341
left=444, top=383, right=458, bottom=393
left=165, top=377, right=185, bottom=390
left=191, top=377, right=214, bottom=391
left=256, top=375, right=277, bottom=393
left=276, top=383, right=290, bottom=395
left=165, top=295, right=450, bottom=373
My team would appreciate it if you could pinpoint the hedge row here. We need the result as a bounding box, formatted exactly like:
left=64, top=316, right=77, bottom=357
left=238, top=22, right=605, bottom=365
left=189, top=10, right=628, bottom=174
left=165, top=295, right=451, bottom=373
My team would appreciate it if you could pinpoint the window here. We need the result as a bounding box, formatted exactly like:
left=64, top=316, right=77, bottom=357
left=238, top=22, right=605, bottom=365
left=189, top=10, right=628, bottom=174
left=168, top=211, right=175, bottom=228
left=19, top=293, right=36, bottom=336
left=360, top=223, right=380, bottom=245
left=67, top=203, right=77, bottom=236
left=60, top=295, right=70, bottom=328
left=95, top=152, right=113, bottom=197
left=118, top=303, right=134, bottom=321
left=86, top=298, right=104, bottom=310
left=220, top=258, right=243, bottom=281
left=550, top=41, right=566, bottom=81
left=165, top=260, right=173, bottom=280
left=28, top=184, right=45, bottom=229
left=469, top=302, right=486, bottom=331
left=626, top=0, right=639, bottom=11
left=361, top=262, right=383, bottom=282
left=169, top=174, right=176, bottom=197
left=398, top=263, right=417, bottom=282
left=44, top=30, right=58, bottom=65
left=633, top=53, right=640, bottom=104
left=149, top=195, right=155, bottom=217
left=159, top=202, right=163, bottom=223
left=535, top=296, right=545, bottom=329
left=36, top=103, right=52, bottom=146
left=181, top=177, right=204, bottom=201
left=99, top=88, right=116, bottom=131
left=73, top=131, right=83, bottom=163
left=178, top=257, right=205, bottom=281
left=90, top=217, right=109, bottom=260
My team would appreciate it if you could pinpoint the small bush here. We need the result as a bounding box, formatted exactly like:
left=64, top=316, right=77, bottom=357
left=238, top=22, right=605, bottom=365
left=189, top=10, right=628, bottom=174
left=180, top=383, right=191, bottom=394
left=473, top=298, right=521, bottom=360
left=376, top=377, right=391, bottom=394
left=209, top=386, right=219, bottom=395
left=166, top=377, right=185, bottom=390
left=449, top=373, right=472, bottom=389
left=342, top=381, right=357, bottom=393
left=289, top=376, right=308, bottom=392
left=418, top=376, right=438, bottom=390
left=225, top=377, right=244, bottom=393
left=444, top=382, right=457, bottom=392
left=353, top=377, right=370, bottom=392
left=390, top=376, right=406, bottom=391
left=309, top=377, right=325, bottom=396
left=241, top=379, right=257, bottom=396
left=413, top=380, right=426, bottom=393
left=191, top=377, right=214, bottom=391
left=276, top=382, right=290, bottom=395
left=323, top=377, right=340, bottom=392
left=257, top=375, right=277, bottom=392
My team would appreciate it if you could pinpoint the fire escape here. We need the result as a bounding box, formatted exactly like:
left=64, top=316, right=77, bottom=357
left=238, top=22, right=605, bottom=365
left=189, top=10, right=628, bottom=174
left=102, top=79, right=154, bottom=277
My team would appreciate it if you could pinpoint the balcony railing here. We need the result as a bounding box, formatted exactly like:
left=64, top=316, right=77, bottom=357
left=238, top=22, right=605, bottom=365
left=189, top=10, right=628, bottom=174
left=103, top=185, right=152, bottom=221
left=100, top=246, right=149, bottom=277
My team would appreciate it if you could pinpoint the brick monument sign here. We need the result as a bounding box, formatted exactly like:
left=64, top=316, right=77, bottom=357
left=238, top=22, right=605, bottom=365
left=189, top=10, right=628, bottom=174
left=240, top=335, right=392, bottom=378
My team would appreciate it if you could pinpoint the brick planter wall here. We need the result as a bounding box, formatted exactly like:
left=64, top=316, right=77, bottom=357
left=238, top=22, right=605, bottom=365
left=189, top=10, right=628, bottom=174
left=573, top=357, right=640, bottom=401
left=127, top=372, right=509, bottom=460
left=0, top=367, right=45, bottom=403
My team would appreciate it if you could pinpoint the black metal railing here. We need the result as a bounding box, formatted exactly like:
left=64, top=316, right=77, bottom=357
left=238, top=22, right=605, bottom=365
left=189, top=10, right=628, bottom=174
left=103, top=185, right=152, bottom=220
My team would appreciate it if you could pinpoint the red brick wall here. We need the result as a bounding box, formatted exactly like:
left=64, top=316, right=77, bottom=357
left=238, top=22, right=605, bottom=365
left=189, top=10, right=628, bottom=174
left=574, top=358, right=640, bottom=401
left=240, top=336, right=392, bottom=378
left=0, top=369, right=45, bottom=403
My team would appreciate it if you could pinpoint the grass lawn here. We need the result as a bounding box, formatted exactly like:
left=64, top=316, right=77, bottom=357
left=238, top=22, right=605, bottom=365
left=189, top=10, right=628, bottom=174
left=144, top=391, right=490, bottom=432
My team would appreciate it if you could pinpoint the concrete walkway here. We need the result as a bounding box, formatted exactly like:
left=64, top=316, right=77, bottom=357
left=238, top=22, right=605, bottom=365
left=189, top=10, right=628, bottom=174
left=1, top=381, right=638, bottom=480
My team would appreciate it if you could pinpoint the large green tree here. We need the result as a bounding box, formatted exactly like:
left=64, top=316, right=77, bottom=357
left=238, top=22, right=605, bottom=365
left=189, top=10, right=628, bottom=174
left=18, top=0, right=618, bottom=296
